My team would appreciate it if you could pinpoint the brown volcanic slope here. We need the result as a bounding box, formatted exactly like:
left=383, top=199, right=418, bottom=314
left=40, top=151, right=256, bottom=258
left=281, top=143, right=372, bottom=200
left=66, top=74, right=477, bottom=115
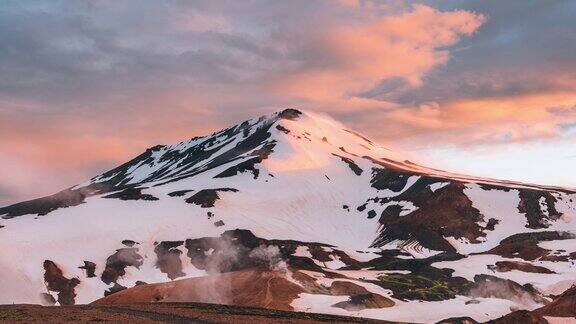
left=438, top=285, right=576, bottom=323
left=93, top=268, right=396, bottom=313
left=93, top=269, right=306, bottom=311
left=0, top=303, right=390, bottom=323
left=94, top=267, right=576, bottom=324
left=489, top=286, right=576, bottom=324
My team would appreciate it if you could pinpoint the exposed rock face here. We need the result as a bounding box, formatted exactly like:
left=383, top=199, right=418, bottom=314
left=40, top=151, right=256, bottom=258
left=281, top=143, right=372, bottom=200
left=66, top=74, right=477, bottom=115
left=469, top=274, right=547, bottom=305
left=101, top=248, right=144, bottom=285
left=369, top=181, right=486, bottom=253
left=79, top=261, right=97, bottom=278
left=183, top=229, right=339, bottom=274
left=332, top=154, right=363, bottom=176
left=102, top=187, right=159, bottom=201
left=481, top=231, right=576, bottom=261
left=518, top=189, right=562, bottom=229
left=167, top=190, right=194, bottom=197
left=185, top=188, right=239, bottom=207
left=329, top=281, right=370, bottom=295
left=489, top=261, right=555, bottom=274
left=154, top=241, right=185, bottom=280
left=332, top=293, right=395, bottom=311
left=490, top=285, right=576, bottom=323
left=0, top=183, right=112, bottom=218
left=43, top=260, right=80, bottom=305
left=278, top=108, right=302, bottom=120
left=488, top=311, right=548, bottom=324
left=534, top=285, right=576, bottom=317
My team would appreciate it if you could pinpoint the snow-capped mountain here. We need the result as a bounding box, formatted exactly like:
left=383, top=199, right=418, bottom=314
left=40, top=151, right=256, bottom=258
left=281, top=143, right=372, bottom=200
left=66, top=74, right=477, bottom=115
left=1, top=109, right=575, bottom=323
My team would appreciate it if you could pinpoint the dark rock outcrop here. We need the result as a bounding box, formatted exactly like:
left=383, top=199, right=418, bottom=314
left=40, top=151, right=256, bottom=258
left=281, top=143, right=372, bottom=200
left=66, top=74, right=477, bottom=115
left=154, top=241, right=186, bottom=280
left=79, top=261, right=97, bottom=278
left=43, top=260, right=80, bottom=305
left=185, top=188, right=239, bottom=208
left=101, top=248, right=144, bottom=285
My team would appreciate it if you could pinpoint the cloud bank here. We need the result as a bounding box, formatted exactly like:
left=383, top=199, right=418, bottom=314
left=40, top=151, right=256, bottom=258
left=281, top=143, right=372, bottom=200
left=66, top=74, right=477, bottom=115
left=0, top=0, right=574, bottom=204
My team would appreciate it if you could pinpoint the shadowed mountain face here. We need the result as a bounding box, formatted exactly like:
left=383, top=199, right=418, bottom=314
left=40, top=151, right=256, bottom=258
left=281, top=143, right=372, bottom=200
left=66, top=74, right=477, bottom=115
left=0, top=109, right=575, bottom=323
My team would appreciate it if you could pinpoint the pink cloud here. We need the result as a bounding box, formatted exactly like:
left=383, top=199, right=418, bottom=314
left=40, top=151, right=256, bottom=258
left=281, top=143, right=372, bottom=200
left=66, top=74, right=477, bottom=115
left=268, top=4, right=485, bottom=103
left=371, top=89, right=576, bottom=147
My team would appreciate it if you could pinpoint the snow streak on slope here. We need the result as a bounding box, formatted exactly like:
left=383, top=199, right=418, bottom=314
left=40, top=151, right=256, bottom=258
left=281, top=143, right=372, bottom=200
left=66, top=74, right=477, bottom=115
left=0, top=109, right=575, bottom=323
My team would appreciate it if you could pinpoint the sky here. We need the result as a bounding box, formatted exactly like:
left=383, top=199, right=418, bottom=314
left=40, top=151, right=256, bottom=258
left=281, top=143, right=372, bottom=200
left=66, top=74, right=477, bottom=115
left=0, top=0, right=575, bottom=205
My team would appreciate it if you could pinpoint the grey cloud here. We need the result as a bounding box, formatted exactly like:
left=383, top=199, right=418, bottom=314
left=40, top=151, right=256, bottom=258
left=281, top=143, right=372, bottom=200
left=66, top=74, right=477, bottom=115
left=2, top=0, right=575, bottom=111
left=548, top=105, right=576, bottom=116
left=363, top=0, right=576, bottom=105
left=0, top=0, right=347, bottom=110
left=0, top=2, right=262, bottom=107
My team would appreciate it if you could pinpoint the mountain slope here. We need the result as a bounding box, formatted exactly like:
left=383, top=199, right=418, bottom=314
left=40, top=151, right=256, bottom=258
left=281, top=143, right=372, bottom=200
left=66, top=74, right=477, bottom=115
left=1, top=109, right=575, bottom=323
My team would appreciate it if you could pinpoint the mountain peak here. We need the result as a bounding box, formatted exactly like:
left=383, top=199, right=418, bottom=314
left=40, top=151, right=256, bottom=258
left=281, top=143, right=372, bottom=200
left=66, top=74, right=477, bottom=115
left=277, top=108, right=303, bottom=120
left=1, top=108, right=573, bottom=218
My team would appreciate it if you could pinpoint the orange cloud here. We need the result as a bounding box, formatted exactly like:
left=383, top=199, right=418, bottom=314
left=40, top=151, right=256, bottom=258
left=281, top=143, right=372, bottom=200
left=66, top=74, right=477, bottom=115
left=0, top=91, right=228, bottom=204
left=269, top=4, right=485, bottom=104
left=377, top=89, right=576, bottom=147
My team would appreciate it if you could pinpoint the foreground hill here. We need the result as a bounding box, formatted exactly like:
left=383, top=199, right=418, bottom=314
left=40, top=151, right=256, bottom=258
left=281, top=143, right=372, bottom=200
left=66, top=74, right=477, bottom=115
left=0, top=302, right=387, bottom=323
left=1, top=109, right=575, bottom=322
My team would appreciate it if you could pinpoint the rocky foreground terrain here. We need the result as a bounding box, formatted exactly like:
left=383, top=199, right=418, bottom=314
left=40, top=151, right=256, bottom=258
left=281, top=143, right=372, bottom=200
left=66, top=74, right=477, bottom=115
left=0, top=302, right=386, bottom=323
left=1, top=109, right=575, bottom=323
left=0, top=288, right=573, bottom=323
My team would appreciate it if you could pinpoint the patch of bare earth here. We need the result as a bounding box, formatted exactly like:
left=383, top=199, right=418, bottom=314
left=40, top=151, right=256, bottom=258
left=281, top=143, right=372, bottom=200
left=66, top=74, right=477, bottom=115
left=91, top=266, right=399, bottom=322
left=93, top=268, right=305, bottom=311
left=488, top=261, right=555, bottom=274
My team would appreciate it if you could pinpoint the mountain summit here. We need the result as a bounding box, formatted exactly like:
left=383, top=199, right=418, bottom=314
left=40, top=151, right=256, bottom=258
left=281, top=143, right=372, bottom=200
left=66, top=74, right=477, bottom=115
left=1, top=109, right=575, bottom=322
